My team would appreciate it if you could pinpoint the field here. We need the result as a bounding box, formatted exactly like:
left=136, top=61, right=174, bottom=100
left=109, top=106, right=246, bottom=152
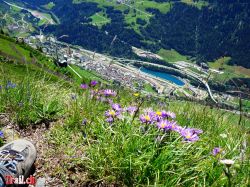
left=158, top=48, right=190, bottom=63
left=74, top=0, right=171, bottom=34
left=208, top=57, right=250, bottom=82
left=0, top=34, right=250, bottom=186
left=41, top=2, right=55, bottom=10
left=181, top=0, right=209, bottom=9
left=90, top=11, right=111, bottom=27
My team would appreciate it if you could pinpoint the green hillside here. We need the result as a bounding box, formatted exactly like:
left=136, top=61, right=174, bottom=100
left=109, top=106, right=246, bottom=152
left=0, top=35, right=250, bottom=186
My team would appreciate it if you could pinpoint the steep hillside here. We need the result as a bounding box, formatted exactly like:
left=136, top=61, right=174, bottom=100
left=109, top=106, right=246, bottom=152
left=0, top=34, right=250, bottom=186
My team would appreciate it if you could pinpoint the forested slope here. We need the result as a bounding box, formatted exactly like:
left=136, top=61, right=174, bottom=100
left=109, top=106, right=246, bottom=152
left=2, top=0, right=250, bottom=68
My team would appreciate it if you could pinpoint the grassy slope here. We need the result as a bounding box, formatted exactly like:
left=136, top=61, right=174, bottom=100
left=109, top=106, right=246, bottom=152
left=158, top=48, right=190, bottom=63
left=41, top=2, right=55, bottom=10
left=90, top=11, right=111, bottom=27
left=208, top=57, right=250, bottom=82
left=0, top=38, right=32, bottom=62
left=181, top=0, right=209, bottom=9
left=0, top=35, right=250, bottom=186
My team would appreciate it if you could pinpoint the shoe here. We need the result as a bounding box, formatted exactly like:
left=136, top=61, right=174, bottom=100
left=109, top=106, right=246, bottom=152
left=0, top=139, right=37, bottom=186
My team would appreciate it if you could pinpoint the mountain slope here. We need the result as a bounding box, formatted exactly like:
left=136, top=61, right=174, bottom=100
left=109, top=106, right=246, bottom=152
left=0, top=33, right=250, bottom=186
left=2, top=0, right=250, bottom=69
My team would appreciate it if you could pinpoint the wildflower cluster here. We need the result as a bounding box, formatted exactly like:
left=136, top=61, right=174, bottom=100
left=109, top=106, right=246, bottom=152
left=80, top=80, right=98, bottom=90
left=80, top=81, right=118, bottom=103
left=139, top=109, right=203, bottom=142
left=105, top=102, right=138, bottom=123
left=105, top=103, right=122, bottom=123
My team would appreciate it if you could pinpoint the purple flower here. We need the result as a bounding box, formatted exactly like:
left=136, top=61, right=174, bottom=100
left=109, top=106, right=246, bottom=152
left=126, top=106, right=137, bottom=115
left=80, top=84, right=88, bottom=89
left=166, top=111, right=176, bottom=119
left=0, top=131, right=3, bottom=138
left=155, top=111, right=168, bottom=118
left=90, top=80, right=98, bottom=87
left=166, top=121, right=183, bottom=133
left=105, top=108, right=122, bottom=124
left=212, top=147, right=223, bottom=156
left=112, top=103, right=122, bottom=111
left=106, top=117, right=114, bottom=124
left=180, top=128, right=199, bottom=142
left=139, top=113, right=155, bottom=124
left=155, top=110, right=168, bottom=121
left=105, top=109, right=118, bottom=118
left=6, top=81, right=16, bottom=89
left=189, top=128, right=203, bottom=135
left=103, top=89, right=117, bottom=97
left=157, top=120, right=171, bottom=130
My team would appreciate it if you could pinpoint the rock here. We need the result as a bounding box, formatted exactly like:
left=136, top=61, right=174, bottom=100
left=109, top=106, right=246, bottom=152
left=2, top=127, right=20, bottom=143
left=35, top=177, right=46, bottom=187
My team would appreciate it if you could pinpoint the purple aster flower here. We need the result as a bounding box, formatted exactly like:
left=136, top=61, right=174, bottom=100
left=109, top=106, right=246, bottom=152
left=157, top=120, right=171, bottom=130
left=166, top=121, right=183, bottom=133
left=0, top=131, right=3, bottom=138
left=180, top=128, right=199, bottom=142
left=154, top=110, right=168, bottom=121
left=189, top=128, right=203, bottom=135
left=105, top=108, right=123, bottom=123
left=105, top=109, right=117, bottom=117
left=212, top=147, right=223, bottom=156
left=80, top=84, right=88, bottom=89
left=103, top=89, right=117, bottom=97
left=106, top=117, right=114, bottom=124
left=155, top=111, right=168, bottom=118
left=166, top=111, right=176, bottom=119
left=140, top=113, right=155, bottom=124
left=112, top=103, right=122, bottom=111
left=126, top=106, right=137, bottom=115
left=90, top=80, right=98, bottom=87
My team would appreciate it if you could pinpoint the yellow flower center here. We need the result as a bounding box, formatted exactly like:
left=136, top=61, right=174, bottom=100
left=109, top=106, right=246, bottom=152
left=161, top=123, right=166, bottom=128
left=186, top=135, right=191, bottom=139
left=145, top=115, right=150, bottom=121
left=156, top=111, right=162, bottom=116
left=134, top=93, right=140, bottom=97
left=109, top=110, right=116, bottom=116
